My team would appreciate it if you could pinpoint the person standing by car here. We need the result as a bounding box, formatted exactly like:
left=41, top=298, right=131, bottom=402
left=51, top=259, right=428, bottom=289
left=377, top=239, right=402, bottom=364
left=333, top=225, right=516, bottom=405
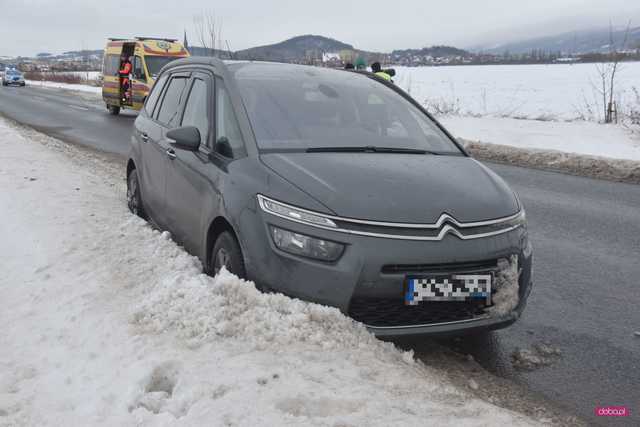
left=118, top=56, right=132, bottom=103
left=371, top=62, right=392, bottom=82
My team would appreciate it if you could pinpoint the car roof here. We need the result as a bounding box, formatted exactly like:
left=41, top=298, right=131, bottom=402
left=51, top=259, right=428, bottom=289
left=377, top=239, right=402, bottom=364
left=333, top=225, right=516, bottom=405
left=161, top=56, right=357, bottom=81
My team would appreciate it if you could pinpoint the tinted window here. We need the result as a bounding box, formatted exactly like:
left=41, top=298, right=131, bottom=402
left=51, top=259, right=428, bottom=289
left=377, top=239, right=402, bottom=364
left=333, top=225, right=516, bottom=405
left=144, top=74, right=168, bottom=116
left=233, top=64, right=461, bottom=154
left=216, top=79, right=246, bottom=158
left=181, top=78, right=210, bottom=146
left=146, top=56, right=179, bottom=78
left=155, top=76, right=188, bottom=127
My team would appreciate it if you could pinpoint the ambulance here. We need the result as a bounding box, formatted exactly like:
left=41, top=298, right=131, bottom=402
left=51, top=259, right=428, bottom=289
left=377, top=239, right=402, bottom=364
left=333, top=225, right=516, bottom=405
left=102, top=37, right=190, bottom=115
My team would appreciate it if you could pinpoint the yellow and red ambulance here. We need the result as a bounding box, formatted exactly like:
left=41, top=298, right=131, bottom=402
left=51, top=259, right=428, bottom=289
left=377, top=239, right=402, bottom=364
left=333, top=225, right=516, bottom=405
left=102, top=37, right=189, bottom=115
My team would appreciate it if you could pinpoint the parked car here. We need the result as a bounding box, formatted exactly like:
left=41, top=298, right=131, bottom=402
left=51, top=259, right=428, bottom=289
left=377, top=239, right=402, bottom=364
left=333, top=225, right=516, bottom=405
left=2, top=69, right=25, bottom=86
left=126, top=57, right=533, bottom=336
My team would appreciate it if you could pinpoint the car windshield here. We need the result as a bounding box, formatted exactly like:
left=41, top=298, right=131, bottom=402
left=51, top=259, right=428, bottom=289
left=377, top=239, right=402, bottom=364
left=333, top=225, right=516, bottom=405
left=231, top=63, right=462, bottom=154
left=145, top=56, right=180, bottom=78
left=5, top=70, right=19, bottom=76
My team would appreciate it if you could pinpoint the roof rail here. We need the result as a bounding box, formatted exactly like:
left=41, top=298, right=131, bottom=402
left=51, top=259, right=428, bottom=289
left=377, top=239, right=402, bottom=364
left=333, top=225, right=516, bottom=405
left=135, top=37, right=178, bottom=42
left=108, top=38, right=127, bottom=41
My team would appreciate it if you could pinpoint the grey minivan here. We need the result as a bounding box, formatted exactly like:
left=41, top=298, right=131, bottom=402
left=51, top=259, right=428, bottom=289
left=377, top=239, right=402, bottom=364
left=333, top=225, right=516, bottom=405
left=127, top=57, right=533, bottom=336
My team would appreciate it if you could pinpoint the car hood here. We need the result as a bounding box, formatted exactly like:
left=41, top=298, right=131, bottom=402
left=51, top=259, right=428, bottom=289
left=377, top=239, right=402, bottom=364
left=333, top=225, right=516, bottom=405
left=260, top=153, right=520, bottom=223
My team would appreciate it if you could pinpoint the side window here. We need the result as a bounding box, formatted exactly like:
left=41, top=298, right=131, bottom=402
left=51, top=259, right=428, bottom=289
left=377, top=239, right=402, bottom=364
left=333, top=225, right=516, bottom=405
left=133, top=56, right=145, bottom=81
left=216, top=79, right=246, bottom=158
left=181, top=78, right=210, bottom=147
left=155, top=76, right=189, bottom=127
left=103, top=54, right=119, bottom=76
left=144, top=74, right=168, bottom=116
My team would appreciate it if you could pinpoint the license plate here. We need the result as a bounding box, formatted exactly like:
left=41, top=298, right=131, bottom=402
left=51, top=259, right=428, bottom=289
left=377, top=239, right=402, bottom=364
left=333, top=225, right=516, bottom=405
left=404, top=274, right=492, bottom=306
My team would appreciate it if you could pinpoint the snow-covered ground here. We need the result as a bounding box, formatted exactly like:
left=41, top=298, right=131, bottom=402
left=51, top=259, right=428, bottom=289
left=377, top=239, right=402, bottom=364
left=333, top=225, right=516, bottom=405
left=24, top=79, right=101, bottom=95
left=0, top=118, right=543, bottom=426
left=440, top=116, right=640, bottom=161
left=393, top=63, right=640, bottom=161
left=394, top=62, right=640, bottom=121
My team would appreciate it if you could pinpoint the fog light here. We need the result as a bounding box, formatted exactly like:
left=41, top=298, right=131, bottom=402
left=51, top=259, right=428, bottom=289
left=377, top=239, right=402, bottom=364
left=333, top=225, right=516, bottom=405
left=270, top=226, right=344, bottom=261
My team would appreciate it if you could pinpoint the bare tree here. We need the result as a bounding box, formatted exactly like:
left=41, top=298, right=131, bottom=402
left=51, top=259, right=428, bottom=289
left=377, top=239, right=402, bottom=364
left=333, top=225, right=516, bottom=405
left=593, top=21, right=631, bottom=123
left=193, top=10, right=224, bottom=57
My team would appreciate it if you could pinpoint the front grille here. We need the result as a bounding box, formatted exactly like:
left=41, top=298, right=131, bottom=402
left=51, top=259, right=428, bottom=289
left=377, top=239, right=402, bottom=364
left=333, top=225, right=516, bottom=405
left=348, top=297, right=488, bottom=327
left=381, top=259, right=498, bottom=275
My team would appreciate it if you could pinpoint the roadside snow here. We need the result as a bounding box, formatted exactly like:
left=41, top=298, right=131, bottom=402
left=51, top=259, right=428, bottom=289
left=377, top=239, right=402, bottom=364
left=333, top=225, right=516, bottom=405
left=441, top=115, right=640, bottom=162
left=0, top=118, right=542, bottom=426
left=24, top=79, right=101, bottom=95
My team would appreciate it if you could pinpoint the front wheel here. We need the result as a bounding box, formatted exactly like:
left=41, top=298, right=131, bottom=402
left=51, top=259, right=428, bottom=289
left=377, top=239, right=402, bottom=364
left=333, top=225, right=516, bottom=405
left=210, top=231, right=246, bottom=278
left=126, top=169, right=147, bottom=219
left=108, top=105, right=120, bottom=115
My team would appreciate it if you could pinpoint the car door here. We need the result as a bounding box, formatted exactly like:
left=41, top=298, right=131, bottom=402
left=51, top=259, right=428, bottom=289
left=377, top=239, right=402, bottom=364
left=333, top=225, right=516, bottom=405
left=131, top=55, right=148, bottom=110
left=138, top=71, right=190, bottom=227
left=163, top=71, right=218, bottom=253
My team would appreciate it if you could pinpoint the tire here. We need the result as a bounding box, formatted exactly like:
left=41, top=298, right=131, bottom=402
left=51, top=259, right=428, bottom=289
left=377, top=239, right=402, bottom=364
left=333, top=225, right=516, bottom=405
left=20, top=82, right=25, bottom=87
left=108, top=105, right=120, bottom=115
left=126, top=168, right=147, bottom=219
left=210, top=231, right=246, bottom=278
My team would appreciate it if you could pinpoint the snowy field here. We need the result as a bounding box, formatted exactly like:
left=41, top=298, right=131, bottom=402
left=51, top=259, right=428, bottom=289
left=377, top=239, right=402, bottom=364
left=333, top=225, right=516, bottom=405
left=0, top=117, right=543, bottom=426
left=394, top=62, right=640, bottom=121
left=392, top=63, right=640, bottom=161
left=24, top=79, right=102, bottom=94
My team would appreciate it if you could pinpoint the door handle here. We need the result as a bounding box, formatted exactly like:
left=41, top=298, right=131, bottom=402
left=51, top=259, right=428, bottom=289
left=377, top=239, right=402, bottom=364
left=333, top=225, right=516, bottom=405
left=166, top=148, right=177, bottom=160
left=140, top=132, right=149, bottom=143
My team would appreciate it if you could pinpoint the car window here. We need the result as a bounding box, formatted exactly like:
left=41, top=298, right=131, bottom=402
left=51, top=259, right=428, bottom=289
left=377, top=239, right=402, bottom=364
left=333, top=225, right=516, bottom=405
left=133, top=56, right=145, bottom=81
left=155, top=75, right=189, bottom=127
left=144, top=74, right=168, bottom=116
left=216, top=79, right=246, bottom=158
left=181, top=78, right=210, bottom=147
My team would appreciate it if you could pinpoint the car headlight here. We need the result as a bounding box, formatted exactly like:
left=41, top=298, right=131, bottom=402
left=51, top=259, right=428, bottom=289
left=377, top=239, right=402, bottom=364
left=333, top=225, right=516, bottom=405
left=270, top=226, right=344, bottom=262
left=257, top=194, right=337, bottom=228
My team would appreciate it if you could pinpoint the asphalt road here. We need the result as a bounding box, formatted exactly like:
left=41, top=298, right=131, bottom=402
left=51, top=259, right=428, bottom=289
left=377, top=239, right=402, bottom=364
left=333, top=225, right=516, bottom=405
left=1, top=83, right=639, bottom=426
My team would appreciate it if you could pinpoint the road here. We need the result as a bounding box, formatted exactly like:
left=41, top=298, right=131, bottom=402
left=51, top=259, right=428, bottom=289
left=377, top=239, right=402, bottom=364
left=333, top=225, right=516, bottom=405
left=1, top=83, right=639, bottom=426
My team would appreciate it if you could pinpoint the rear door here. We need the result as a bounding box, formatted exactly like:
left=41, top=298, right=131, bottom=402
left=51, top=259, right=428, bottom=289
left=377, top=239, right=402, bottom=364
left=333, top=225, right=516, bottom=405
left=163, top=71, right=215, bottom=253
left=138, top=71, right=190, bottom=227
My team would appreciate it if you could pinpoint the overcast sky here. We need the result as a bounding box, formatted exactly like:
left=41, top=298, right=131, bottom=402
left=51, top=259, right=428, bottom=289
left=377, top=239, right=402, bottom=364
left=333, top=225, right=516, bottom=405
left=1, top=0, right=638, bottom=57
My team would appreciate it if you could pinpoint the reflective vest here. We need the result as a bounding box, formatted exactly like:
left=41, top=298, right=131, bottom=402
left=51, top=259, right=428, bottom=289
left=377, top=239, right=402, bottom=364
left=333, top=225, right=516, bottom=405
left=375, top=71, right=392, bottom=81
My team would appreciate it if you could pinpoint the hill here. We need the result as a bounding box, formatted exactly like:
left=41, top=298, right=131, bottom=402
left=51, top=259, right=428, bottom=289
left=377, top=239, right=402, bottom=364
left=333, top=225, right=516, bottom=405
left=471, top=26, right=640, bottom=55
left=234, top=35, right=355, bottom=62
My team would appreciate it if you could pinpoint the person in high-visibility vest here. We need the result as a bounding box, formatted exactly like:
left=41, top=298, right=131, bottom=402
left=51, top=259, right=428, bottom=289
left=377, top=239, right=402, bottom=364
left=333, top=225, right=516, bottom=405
left=371, top=62, right=392, bottom=81
left=119, top=56, right=132, bottom=102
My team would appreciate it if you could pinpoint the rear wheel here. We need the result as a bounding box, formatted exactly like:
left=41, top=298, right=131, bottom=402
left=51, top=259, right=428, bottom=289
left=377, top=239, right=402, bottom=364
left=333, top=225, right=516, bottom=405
left=108, top=105, right=120, bottom=115
left=210, top=231, right=246, bottom=277
left=126, top=168, right=147, bottom=219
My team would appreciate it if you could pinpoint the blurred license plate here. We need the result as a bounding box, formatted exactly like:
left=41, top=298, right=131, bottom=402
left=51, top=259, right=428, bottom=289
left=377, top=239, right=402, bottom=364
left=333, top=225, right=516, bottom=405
left=404, top=274, right=492, bottom=306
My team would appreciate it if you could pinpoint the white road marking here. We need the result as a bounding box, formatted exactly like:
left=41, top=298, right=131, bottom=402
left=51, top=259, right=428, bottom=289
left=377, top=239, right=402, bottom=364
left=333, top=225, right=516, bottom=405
left=68, top=104, right=89, bottom=111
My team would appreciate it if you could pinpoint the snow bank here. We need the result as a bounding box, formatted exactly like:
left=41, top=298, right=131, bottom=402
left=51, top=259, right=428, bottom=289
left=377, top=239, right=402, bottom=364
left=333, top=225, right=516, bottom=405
left=0, top=118, right=543, bottom=426
left=24, top=79, right=102, bottom=95
left=462, top=138, right=640, bottom=184
left=442, top=116, right=640, bottom=162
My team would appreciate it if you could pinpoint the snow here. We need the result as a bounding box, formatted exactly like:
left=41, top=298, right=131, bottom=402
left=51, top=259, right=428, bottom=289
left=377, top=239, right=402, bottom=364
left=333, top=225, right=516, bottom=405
left=24, top=79, right=101, bottom=94
left=486, top=255, right=520, bottom=317
left=441, top=115, right=640, bottom=161
left=0, top=118, right=541, bottom=426
left=392, top=63, right=640, bottom=162
left=394, top=62, right=640, bottom=121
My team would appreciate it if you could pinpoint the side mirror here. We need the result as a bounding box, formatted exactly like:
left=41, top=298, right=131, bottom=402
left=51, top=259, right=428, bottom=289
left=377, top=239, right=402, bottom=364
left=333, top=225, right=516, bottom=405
left=166, top=126, right=201, bottom=151
left=215, top=136, right=233, bottom=158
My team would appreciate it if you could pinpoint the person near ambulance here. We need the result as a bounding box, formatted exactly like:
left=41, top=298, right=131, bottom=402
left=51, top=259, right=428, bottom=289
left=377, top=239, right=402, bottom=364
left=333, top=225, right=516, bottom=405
left=118, top=56, right=133, bottom=103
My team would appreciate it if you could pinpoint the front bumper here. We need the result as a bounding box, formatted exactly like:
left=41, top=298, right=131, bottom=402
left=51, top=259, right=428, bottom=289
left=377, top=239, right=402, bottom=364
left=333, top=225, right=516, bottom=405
left=240, top=201, right=533, bottom=336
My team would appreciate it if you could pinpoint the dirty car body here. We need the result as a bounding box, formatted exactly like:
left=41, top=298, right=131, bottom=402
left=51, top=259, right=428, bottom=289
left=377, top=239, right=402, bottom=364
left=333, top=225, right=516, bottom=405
left=127, top=57, right=533, bottom=337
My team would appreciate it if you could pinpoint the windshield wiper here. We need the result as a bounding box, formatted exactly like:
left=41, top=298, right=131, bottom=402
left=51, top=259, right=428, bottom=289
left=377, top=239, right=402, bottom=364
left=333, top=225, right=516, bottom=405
left=306, top=146, right=438, bottom=154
